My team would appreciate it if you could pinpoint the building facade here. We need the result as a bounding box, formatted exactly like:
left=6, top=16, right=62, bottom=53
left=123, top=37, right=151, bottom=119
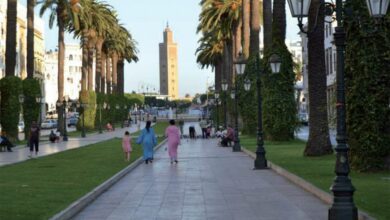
left=159, top=24, right=178, bottom=100
left=0, top=2, right=45, bottom=80
left=44, top=44, right=82, bottom=111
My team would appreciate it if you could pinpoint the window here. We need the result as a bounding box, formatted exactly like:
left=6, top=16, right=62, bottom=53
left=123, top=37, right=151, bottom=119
left=69, top=55, right=73, bottom=61
left=329, top=50, right=333, bottom=75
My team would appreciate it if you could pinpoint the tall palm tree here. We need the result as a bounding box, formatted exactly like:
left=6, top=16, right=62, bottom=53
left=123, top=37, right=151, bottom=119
left=272, top=0, right=285, bottom=43
left=27, top=0, right=35, bottom=78
left=39, top=0, right=78, bottom=135
left=196, top=30, right=224, bottom=91
left=262, top=0, right=272, bottom=52
left=249, top=0, right=260, bottom=56
left=242, top=0, right=250, bottom=57
left=304, top=0, right=332, bottom=156
left=5, top=0, right=17, bottom=77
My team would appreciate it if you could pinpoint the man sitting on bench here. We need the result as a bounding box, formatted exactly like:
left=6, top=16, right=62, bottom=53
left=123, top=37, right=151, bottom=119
left=0, top=131, right=14, bottom=152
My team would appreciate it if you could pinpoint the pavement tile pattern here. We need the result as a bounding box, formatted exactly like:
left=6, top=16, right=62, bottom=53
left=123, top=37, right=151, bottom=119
left=73, top=138, right=328, bottom=220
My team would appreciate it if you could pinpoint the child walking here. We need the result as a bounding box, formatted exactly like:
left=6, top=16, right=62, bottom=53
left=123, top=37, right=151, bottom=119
left=122, top=131, right=132, bottom=161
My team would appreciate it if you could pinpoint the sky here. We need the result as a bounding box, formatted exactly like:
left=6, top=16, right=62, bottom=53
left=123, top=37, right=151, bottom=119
left=22, top=0, right=300, bottom=97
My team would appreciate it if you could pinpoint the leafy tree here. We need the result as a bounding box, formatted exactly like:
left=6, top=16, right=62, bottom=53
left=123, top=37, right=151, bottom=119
left=344, top=1, right=390, bottom=171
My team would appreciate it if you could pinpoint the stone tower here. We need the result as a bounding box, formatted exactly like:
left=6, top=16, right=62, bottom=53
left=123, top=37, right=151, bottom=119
left=159, top=23, right=178, bottom=100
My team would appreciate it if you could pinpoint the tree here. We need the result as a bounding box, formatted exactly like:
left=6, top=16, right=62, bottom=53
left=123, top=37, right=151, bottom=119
left=344, top=0, right=390, bottom=171
left=304, top=0, right=332, bottom=156
left=261, top=0, right=297, bottom=140
left=39, top=0, right=78, bottom=135
left=5, top=0, right=17, bottom=77
left=249, top=0, right=260, bottom=56
left=263, top=0, right=272, bottom=51
left=242, top=0, right=250, bottom=57
left=27, top=0, right=35, bottom=79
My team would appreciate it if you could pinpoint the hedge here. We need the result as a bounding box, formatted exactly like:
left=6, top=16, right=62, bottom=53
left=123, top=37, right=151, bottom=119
left=0, top=76, right=23, bottom=141
left=22, top=78, right=41, bottom=139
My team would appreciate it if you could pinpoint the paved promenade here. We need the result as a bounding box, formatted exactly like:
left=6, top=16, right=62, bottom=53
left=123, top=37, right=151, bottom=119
left=73, top=138, right=328, bottom=220
left=0, top=122, right=145, bottom=167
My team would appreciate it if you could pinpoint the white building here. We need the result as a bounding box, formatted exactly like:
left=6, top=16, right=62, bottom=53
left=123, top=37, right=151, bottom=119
left=44, top=44, right=82, bottom=111
left=0, top=1, right=45, bottom=79
left=300, top=18, right=337, bottom=120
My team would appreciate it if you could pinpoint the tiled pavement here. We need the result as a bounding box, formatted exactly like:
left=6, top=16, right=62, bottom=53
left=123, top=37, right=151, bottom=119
left=0, top=122, right=145, bottom=167
left=73, top=138, right=328, bottom=220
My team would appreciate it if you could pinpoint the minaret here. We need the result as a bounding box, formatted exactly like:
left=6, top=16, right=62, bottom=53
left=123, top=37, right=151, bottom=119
left=159, top=23, right=178, bottom=100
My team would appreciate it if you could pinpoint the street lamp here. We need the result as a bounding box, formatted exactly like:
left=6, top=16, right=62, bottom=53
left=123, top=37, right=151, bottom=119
left=231, top=52, right=246, bottom=152
left=215, top=92, right=220, bottom=129
left=221, top=79, right=228, bottom=129
left=57, top=96, right=69, bottom=141
left=288, top=0, right=389, bottom=219
left=36, top=96, right=42, bottom=127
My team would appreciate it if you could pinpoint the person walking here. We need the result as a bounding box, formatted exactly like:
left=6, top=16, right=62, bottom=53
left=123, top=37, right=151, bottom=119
left=29, top=121, right=40, bottom=157
left=136, top=121, right=157, bottom=164
left=165, top=119, right=181, bottom=164
left=122, top=131, right=132, bottom=162
left=178, top=118, right=184, bottom=138
left=199, top=118, right=208, bottom=138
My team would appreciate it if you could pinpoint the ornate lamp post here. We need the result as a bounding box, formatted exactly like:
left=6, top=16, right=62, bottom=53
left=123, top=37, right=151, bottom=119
left=57, top=96, right=69, bottom=141
left=244, top=53, right=281, bottom=169
left=221, top=80, right=228, bottom=129
left=287, top=0, right=389, bottom=219
left=35, top=96, right=42, bottom=127
left=231, top=52, right=246, bottom=152
left=215, top=92, right=220, bottom=129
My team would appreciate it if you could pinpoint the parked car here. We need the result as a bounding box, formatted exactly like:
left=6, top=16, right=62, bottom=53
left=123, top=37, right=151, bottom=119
left=41, top=119, right=58, bottom=129
left=298, top=113, right=309, bottom=125
left=68, top=117, right=78, bottom=127
left=18, top=121, right=25, bottom=133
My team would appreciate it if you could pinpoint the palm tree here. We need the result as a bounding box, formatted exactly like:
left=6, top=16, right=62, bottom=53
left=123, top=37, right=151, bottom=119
left=304, top=0, right=333, bottom=156
left=242, top=0, right=250, bottom=57
left=27, top=0, right=35, bottom=78
left=39, top=0, right=78, bottom=135
left=5, top=0, right=17, bottom=77
left=249, top=0, right=260, bottom=56
left=262, top=0, right=272, bottom=52
left=196, top=30, right=224, bottom=91
left=272, top=0, right=286, bottom=42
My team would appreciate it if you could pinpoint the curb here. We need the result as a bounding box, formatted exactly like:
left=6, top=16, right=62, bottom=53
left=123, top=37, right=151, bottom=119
left=50, top=139, right=168, bottom=220
left=241, top=147, right=375, bottom=220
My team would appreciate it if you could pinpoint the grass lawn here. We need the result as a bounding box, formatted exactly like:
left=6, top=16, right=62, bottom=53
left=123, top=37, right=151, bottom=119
left=0, top=134, right=165, bottom=219
left=240, top=136, right=390, bottom=220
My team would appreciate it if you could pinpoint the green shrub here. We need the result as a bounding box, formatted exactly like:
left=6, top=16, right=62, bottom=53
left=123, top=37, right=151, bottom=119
left=22, top=78, right=41, bottom=138
left=345, top=1, right=390, bottom=171
left=262, top=42, right=298, bottom=141
left=0, top=76, right=23, bottom=141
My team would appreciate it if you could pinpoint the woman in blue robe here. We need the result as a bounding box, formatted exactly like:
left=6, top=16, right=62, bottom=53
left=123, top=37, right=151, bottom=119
left=137, top=121, right=157, bottom=164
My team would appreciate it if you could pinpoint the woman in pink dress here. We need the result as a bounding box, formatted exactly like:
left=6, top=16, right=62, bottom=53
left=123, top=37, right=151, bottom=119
left=165, top=119, right=181, bottom=164
left=122, top=131, right=132, bottom=161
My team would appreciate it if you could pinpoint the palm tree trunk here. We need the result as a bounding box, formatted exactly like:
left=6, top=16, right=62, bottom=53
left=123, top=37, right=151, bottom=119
left=106, top=55, right=112, bottom=94
left=263, top=0, right=272, bottom=52
left=250, top=0, right=260, bottom=56
left=95, top=38, right=104, bottom=93
left=87, top=44, right=94, bottom=91
left=215, top=61, right=222, bottom=92
left=5, top=0, right=17, bottom=76
left=272, top=0, right=286, bottom=43
left=57, top=6, right=66, bottom=135
left=117, top=59, right=124, bottom=95
left=111, top=53, right=118, bottom=94
left=242, top=0, right=250, bottom=58
left=26, top=0, right=35, bottom=79
left=101, top=52, right=106, bottom=94
left=304, top=0, right=333, bottom=156
left=81, top=30, right=88, bottom=92
left=235, top=19, right=242, bottom=58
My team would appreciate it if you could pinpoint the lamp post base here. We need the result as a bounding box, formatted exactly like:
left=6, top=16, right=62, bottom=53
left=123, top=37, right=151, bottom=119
left=63, top=135, right=68, bottom=141
left=232, top=142, right=241, bottom=152
left=254, top=153, right=267, bottom=169
left=81, top=130, right=86, bottom=138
